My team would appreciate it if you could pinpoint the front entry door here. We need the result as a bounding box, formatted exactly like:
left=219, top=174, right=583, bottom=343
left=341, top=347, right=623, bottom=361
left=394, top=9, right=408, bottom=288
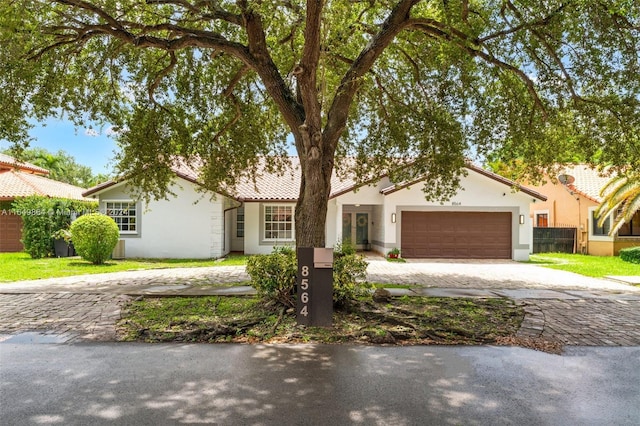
left=342, top=212, right=369, bottom=249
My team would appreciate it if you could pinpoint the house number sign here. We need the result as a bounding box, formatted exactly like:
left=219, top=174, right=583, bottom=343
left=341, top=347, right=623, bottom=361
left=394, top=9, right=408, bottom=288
left=296, top=247, right=333, bottom=327
left=299, top=264, right=310, bottom=318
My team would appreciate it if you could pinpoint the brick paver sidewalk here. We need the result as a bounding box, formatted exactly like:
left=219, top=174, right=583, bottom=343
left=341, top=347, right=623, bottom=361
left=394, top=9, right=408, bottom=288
left=1, top=260, right=639, bottom=347
left=517, top=299, right=640, bottom=346
left=0, top=293, right=131, bottom=343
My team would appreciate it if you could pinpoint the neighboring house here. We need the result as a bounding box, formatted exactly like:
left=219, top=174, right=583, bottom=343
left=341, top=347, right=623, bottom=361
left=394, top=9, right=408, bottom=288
left=528, top=165, right=639, bottom=256
left=0, top=153, right=89, bottom=252
left=83, top=158, right=546, bottom=261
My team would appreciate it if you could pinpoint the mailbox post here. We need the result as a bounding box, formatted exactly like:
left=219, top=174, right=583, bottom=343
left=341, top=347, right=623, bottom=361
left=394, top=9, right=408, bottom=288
left=296, top=247, right=333, bottom=327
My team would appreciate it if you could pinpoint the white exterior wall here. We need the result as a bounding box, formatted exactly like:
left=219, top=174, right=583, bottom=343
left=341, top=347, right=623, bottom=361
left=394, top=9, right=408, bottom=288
left=326, top=199, right=338, bottom=248
left=242, top=202, right=298, bottom=255
left=95, top=179, right=228, bottom=259
left=97, top=168, right=536, bottom=260
left=370, top=204, right=384, bottom=253
left=381, top=170, right=534, bottom=261
left=333, top=181, right=387, bottom=249
left=243, top=199, right=339, bottom=254
left=243, top=202, right=264, bottom=254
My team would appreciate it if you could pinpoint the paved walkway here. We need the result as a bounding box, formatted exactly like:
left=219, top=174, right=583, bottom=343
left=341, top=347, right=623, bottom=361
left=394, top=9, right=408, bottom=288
left=1, top=257, right=639, bottom=347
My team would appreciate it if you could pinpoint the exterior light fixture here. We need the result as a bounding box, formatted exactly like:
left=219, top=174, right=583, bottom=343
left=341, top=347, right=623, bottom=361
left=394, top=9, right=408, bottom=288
left=391, top=213, right=397, bottom=223
left=519, top=214, right=525, bottom=225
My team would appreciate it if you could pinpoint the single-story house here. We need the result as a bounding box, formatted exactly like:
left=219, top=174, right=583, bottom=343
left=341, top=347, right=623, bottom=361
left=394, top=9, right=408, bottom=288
left=528, top=165, right=639, bottom=256
left=0, top=153, right=89, bottom=252
left=83, top=158, right=546, bottom=261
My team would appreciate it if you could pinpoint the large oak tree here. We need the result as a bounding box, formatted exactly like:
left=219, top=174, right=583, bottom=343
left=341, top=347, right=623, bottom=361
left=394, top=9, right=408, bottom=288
left=1, top=0, right=639, bottom=248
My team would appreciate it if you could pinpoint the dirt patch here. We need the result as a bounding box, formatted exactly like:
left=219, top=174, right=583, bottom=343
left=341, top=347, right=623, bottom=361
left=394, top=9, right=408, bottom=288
left=117, top=295, right=563, bottom=353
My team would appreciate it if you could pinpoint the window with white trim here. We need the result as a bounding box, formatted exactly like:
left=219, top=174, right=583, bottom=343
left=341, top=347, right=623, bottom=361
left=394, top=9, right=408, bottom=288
left=236, top=207, right=245, bottom=238
left=104, top=201, right=137, bottom=234
left=263, top=205, right=294, bottom=241
left=592, top=210, right=610, bottom=236
left=535, top=213, right=549, bottom=227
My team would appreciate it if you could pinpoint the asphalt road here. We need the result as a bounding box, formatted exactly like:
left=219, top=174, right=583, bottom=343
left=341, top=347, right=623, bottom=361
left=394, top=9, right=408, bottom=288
left=1, top=343, right=638, bottom=425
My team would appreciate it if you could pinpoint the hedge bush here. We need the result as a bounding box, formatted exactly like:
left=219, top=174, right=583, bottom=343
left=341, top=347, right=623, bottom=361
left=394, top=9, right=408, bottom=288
left=619, top=246, right=640, bottom=264
left=246, top=244, right=371, bottom=309
left=246, top=246, right=297, bottom=308
left=10, top=196, right=97, bottom=258
left=70, top=214, right=120, bottom=265
left=332, top=242, right=371, bottom=308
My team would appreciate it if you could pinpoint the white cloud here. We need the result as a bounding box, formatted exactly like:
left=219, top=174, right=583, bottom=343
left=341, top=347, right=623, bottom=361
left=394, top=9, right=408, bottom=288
left=105, top=125, right=123, bottom=136
left=85, top=128, right=100, bottom=137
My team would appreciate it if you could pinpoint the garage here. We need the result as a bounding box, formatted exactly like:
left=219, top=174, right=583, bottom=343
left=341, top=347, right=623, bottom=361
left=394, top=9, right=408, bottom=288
left=401, top=211, right=512, bottom=259
left=0, top=214, right=23, bottom=252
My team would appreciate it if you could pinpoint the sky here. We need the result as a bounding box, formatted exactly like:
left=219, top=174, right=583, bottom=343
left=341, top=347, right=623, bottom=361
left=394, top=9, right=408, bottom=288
left=0, top=119, right=119, bottom=176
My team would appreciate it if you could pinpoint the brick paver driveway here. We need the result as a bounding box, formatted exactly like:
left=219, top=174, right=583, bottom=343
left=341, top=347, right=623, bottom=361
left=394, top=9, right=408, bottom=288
left=365, top=257, right=634, bottom=292
left=1, top=258, right=639, bottom=347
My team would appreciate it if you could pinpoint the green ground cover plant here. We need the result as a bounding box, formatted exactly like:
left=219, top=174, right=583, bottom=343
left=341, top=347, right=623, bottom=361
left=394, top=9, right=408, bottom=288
left=529, top=253, right=640, bottom=278
left=117, top=295, right=525, bottom=347
left=0, top=252, right=248, bottom=282
left=619, top=247, right=640, bottom=264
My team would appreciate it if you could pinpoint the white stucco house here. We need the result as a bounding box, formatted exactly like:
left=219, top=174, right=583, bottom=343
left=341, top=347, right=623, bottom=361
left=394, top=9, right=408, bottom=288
left=83, top=158, right=546, bottom=261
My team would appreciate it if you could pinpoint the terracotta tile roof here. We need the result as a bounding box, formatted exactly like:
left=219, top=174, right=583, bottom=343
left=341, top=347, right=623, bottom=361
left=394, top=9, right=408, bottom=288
left=558, top=165, right=614, bottom=203
left=233, top=166, right=299, bottom=201
left=379, top=162, right=547, bottom=201
left=84, top=157, right=361, bottom=200
left=231, top=157, right=363, bottom=201
left=171, top=158, right=201, bottom=183
left=0, top=170, right=89, bottom=200
left=85, top=157, right=546, bottom=203
left=0, top=153, right=49, bottom=175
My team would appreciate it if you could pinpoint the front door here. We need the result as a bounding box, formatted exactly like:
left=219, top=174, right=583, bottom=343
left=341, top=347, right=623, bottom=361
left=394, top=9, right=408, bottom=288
left=342, top=212, right=369, bottom=249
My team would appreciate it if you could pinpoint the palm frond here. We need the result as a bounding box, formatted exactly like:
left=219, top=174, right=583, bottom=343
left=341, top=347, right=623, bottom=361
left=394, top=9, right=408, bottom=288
left=597, top=173, right=640, bottom=235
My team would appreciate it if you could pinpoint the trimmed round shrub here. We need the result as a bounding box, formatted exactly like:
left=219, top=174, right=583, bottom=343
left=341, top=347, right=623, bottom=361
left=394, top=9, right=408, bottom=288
left=70, top=214, right=120, bottom=265
left=619, top=246, right=640, bottom=264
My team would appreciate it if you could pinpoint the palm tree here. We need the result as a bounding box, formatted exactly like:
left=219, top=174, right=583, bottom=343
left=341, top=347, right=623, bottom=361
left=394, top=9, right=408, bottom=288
left=30, top=149, right=63, bottom=176
left=595, top=172, right=640, bottom=235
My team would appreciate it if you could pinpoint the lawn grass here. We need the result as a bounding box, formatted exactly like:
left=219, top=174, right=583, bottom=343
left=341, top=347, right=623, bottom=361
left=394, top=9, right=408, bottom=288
left=0, top=252, right=249, bottom=282
left=118, top=295, right=525, bottom=346
left=529, top=253, right=640, bottom=278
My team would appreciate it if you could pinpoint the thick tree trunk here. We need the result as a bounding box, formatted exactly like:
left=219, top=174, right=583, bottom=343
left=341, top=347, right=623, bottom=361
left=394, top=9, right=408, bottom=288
left=295, top=129, right=333, bottom=248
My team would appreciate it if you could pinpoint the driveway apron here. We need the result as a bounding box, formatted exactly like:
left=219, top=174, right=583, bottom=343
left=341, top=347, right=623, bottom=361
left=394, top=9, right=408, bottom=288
left=1, top=259, right=639, bottom=346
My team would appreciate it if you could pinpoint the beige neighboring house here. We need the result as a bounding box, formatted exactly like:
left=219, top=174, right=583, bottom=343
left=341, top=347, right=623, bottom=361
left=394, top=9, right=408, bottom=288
left=84, top=158, right=546, bottom=261
left=0, top=153, right=89, bottom=252
left=529, top=164, right=640, bottom=256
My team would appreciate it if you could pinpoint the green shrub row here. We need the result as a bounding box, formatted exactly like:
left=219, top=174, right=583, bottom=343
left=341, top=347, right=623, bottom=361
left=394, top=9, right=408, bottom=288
left=619, top=246, right=640, bottom=264
left=246, top=243, right=371, bottom=309
left=10, top=196, right=97, bottom=258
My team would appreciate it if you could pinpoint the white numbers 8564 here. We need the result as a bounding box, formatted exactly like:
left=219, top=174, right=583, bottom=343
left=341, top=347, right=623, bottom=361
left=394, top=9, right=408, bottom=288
left=299, top=266, right=310, bottom=317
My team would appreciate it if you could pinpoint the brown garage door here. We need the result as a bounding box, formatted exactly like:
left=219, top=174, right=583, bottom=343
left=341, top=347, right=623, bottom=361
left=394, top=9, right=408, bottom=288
left=0, top=213, right=24, bottom=252
left=401, top=211, right=512, bottom=259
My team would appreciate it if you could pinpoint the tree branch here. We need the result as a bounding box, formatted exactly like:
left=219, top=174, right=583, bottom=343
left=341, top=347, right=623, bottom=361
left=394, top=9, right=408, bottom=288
left=148, top=51, right=177, bottom=104
left=324, top=0, right=420, bottom=153
left=238, top=0, right=305, bottom=142
left=296, top=0, right=325, bottom=157
left=407, top=18, right=548, bottom=119
left=478, top=3, right=565, bottom=44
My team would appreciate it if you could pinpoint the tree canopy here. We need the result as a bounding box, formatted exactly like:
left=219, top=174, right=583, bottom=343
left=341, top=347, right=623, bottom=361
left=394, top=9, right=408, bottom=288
left=1, top=0, right=639, bottom=247
left=1, top=147, right=108, bottom=187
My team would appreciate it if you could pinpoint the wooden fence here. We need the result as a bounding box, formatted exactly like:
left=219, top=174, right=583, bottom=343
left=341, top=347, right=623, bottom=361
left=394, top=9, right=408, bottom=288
left=533, top=227, right=577, bottom=254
